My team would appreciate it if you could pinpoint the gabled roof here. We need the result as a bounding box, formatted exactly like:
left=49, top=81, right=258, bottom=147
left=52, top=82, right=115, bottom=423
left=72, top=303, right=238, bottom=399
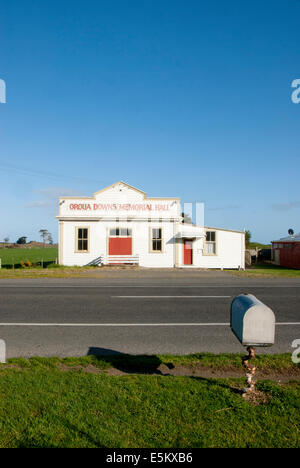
left=205, top=226, right=245, bottom=234
left=58, top=181, right=180, bottom=202
left=94, top=181, right=146, bottom=197
left=272, top=233, right=300, bottom=242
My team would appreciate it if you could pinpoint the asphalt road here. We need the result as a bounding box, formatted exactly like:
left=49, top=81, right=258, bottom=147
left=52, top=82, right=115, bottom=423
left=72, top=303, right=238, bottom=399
left=0, top=273, right=299, bottom=358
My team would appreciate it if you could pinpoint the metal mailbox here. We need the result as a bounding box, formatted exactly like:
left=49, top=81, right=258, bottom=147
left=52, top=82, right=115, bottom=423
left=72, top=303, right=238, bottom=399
left=231, top=294, right=275, bottom=347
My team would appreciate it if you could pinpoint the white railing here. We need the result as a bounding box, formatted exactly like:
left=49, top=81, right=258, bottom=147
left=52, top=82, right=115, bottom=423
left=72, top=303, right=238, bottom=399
left=85, top=256, right=103, bottom=267
left=106, top=255, right=139, bottom=265
left=86, top=255, right=139, bottom=266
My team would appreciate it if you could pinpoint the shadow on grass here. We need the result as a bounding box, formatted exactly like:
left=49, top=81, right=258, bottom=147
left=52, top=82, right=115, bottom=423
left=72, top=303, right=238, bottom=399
left=12, top=350, right=256, bottom=448
left=87, top=347, right=175, bottom=375
left=86, top=348, right=244, bottom=397
left=190, top=376, right=243, bottom=396
left=87, top=348, right=247, bottom=398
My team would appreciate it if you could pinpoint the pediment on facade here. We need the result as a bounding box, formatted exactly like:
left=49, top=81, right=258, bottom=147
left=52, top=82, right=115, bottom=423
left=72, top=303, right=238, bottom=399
left=58, top=181, right=181, bottom=218
left=94, top=182, right=146, bottom=202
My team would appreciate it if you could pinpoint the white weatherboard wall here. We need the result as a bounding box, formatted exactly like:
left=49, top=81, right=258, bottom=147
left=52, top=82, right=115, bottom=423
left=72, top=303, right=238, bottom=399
left=57, top=181, right=245, bottom=269
left=60, top=220, right=177, bottom=268
left=200, top=229, right=245, bottom=269
left=175, top=230, right=245, bottom=269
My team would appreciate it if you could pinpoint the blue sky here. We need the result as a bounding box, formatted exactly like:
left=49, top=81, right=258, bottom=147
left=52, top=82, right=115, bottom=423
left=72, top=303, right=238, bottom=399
left=0, top=0, right=300, bottom=243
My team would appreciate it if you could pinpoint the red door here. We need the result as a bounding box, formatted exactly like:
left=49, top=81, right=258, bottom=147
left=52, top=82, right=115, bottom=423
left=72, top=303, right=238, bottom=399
left=109, top=238, right=132, bottom=256
left=184, top=240, right=193, bottom=265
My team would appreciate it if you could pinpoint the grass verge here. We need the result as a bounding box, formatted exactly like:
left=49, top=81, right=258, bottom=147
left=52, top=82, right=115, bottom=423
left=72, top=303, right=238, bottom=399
left=0, top=266, right=101, bottom=279
left=229, top=264, right=300, bottom=277
left=4, top=352, right=298, bottom=372
left=0, top=354, right=299, bottom=448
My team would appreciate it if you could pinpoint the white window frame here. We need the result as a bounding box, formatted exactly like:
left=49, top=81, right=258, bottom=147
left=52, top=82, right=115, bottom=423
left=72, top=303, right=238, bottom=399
left=150, top=227, right=164, bottom=253
left=75, top=227, right=90, bottom=253
left=109, top=228, right=132, bottom=238
left=203, top=231, right=217, bottom=256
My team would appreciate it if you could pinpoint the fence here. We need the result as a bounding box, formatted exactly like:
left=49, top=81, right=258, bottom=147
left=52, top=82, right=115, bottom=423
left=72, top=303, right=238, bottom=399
left=0, top=258, right=58, bottom=270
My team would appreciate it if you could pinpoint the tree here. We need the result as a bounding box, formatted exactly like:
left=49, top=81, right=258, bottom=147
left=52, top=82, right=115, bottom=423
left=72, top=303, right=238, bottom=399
left=39, top=229, right=49, bottom=247
left=4, top=237, right=9, bottom=244
left=47, top=233, right=54, bottom=245
left=182, top=212, right=193, bottom=224
left=16, top=236, right=27, bottom=245
left=245, top=230, right=252, bottom=248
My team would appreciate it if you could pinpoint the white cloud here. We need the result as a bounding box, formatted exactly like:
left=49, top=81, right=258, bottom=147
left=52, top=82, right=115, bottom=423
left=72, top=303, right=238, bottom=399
left=208, top=205, right=240, bottom=211
left=27, top=200, right=54, bottom=208
left=27, top=187, right=85, bottom=209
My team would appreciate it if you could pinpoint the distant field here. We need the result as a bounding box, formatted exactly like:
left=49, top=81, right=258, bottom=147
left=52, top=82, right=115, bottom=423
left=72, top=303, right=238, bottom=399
left=0, top=247, right=58, bottom=268
left=248, top=243, right=272, bottom=249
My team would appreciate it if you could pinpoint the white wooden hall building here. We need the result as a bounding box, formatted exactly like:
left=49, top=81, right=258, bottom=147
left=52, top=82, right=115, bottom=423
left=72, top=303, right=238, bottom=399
left=57, top=182, right=245, bottom=269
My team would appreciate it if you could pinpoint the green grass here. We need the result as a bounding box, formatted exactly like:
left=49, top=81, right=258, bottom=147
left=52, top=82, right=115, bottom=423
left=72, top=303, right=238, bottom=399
left=248, top=242, right=272, bottom=250
left=156, top=352, right=297, bottom=370
left=0, top=265, right=100, bottom=279
left=0, top=358, right=299, bottom=448
left=5, top=353, right=298, bottom=372
left=230, top=264, right=300, bottom=277
left=0, top=247, right=58, bottom=268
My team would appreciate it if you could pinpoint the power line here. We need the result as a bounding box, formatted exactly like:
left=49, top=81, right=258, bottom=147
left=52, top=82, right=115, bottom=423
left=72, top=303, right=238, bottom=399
left=0, top=161, right=109, bottom=185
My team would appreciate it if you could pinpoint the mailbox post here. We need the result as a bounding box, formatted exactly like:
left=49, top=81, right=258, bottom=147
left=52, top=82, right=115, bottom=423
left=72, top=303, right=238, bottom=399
left=231, top=294, right=276, bottom=394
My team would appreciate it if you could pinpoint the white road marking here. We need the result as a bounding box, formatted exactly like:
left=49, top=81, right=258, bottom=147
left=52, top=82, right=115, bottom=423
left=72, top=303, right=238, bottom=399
left=0, top=323, right=231, bottom=327
left=276, top=323, right=300, bottom=326
left=112, top=296, right=231, bottom=298
left=0, top=322, right=299, bottom=327
left=0, top=285, right=299, bottom=288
